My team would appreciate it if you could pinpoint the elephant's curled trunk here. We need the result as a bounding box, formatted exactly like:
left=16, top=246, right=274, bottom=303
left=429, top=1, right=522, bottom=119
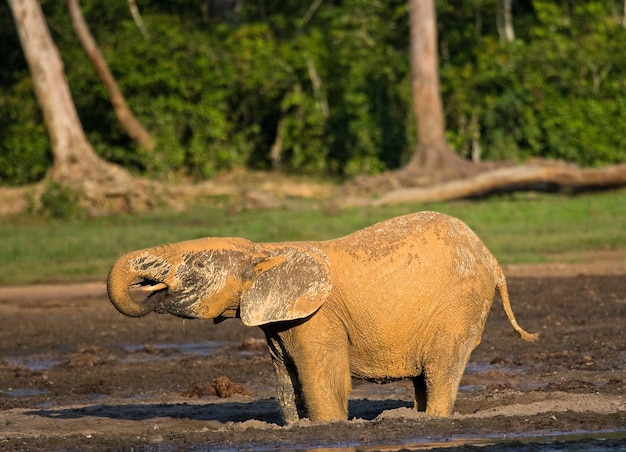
left=107, top=253, right=160, bottom=317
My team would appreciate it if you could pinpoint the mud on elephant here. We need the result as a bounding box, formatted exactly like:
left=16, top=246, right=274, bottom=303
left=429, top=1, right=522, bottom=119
left=107, top=211, right=538, bottom=424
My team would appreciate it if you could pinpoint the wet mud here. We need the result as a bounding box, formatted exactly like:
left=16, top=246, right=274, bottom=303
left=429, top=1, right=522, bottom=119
left=0, top=266, right=624, bottom=450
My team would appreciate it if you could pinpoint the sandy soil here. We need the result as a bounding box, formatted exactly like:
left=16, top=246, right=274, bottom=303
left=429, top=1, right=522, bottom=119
left=0, top=255, right=625, bottom=451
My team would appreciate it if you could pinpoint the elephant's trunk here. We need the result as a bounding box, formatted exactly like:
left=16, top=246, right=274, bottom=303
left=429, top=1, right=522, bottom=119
left=107, top=252, right=161, bottom=317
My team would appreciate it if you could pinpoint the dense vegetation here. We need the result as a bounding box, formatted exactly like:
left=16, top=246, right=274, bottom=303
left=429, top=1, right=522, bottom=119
left=1, top=0, right=625, bottom=185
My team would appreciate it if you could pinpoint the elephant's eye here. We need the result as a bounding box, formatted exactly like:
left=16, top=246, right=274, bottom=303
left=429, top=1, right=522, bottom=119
left=182, top=251, right=215, bottom=271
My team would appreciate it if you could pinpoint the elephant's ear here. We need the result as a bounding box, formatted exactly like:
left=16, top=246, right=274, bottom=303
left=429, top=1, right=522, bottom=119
left=240, top=246, right=333, bottom=326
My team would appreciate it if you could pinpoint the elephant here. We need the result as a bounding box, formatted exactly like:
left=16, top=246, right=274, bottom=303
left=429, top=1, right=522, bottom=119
left=107, top=211, right=537, bottom=424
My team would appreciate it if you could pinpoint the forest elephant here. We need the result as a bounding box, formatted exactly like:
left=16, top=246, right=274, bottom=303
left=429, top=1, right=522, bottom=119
left=107, top=211, right=538, bottom=424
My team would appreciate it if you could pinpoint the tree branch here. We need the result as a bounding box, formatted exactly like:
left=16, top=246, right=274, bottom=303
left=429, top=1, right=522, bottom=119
left=128, top=0, right=150, bottom=40
left=68, top=0, right=155, bottom=150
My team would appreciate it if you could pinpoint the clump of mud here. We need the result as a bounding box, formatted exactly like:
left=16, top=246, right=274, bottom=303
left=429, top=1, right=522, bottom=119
left=181, top=376, right=252, bottom=398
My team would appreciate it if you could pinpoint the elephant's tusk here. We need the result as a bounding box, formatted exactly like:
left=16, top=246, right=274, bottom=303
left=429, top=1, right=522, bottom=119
left=129, top=280, right=168, bottom=292
left=139, top=282, right=168, bottom=292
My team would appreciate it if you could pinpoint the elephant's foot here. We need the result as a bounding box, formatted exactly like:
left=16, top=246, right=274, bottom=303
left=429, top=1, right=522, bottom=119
left=425, top=400, right=454, bottom=417
left=306, top=400, right=348, bottom=422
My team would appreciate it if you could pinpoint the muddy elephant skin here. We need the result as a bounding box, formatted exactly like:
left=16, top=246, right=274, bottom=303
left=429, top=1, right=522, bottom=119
left=107, top=211, right=537, bottom=424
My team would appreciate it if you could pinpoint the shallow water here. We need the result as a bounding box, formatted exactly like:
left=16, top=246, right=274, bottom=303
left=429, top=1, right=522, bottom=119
left=5, top=357, right=64, bottom=371
left=353, top=429, right=626, bottom=451
left=5, top=341, right=234, bottom=371
left=101, top=429, right=626, bottom=451
left=121, top=341, right=233, bottom=361
left=1, top=388, right=48, bottom=397
left=122, top=341, right=232, bottom=355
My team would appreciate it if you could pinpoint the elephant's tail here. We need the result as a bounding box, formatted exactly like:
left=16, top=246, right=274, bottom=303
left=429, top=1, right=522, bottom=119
left=495, top=270, right=539, bottom=342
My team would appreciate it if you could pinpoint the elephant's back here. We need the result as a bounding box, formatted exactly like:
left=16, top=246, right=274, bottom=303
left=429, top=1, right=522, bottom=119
left=327, top=211, right=495, bottom=269
left=323, top=211, right=499, bottom=283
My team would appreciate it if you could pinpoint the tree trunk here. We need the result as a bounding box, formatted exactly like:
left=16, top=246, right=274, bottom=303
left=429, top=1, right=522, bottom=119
left=496, top=0, right=515, bottom=43
left=68, top=0, right=155, bottom=151
left=401, top=0, right=476, bottom=185
left=7, top=0, right=154, bottom=215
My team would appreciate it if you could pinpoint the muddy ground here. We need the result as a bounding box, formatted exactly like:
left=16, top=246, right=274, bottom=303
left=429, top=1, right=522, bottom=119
left=0, top=257, right=625, bottom=451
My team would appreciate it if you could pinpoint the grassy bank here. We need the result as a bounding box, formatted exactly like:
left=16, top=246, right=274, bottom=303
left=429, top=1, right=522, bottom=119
left=1, top=189, right=625, bottom=285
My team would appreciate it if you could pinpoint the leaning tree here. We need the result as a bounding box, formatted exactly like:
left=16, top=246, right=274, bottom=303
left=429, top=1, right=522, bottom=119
left=68, top=0, right=155, bottom=152
left=7, top=0, right=157, bottom=215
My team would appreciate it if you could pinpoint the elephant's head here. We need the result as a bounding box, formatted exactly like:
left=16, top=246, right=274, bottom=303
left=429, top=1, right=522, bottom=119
left=106, top=238, right=333, bottom=326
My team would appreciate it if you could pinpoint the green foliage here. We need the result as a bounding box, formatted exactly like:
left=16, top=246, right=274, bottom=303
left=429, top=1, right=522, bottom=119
left=0, top=12, right=51, bottom=187
left=0, top=79, right=51, bottom=185
left=541, top=98, right=626, bottom=165
left=34, top=182, right=85, bottom=220
left=443, top=0, right=626, bottom=166
left=1, top=0, right=625, bottom=185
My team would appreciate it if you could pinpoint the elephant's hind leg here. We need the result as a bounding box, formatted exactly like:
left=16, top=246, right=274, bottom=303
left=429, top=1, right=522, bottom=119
left=423, top=367, right=464, bottom=416
left=423, top=338, right=476, bottom=416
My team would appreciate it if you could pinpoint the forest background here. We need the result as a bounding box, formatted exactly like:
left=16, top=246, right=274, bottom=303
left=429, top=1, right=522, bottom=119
left=1, top=0, right=626, bottom=187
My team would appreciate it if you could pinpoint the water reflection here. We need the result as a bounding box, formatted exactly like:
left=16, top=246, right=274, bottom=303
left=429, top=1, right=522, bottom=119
left=297, top=429, right=626, bottom=451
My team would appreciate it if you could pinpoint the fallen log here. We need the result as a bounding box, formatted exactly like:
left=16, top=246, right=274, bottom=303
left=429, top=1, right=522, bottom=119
left=338, top=162, right=626, bottom=208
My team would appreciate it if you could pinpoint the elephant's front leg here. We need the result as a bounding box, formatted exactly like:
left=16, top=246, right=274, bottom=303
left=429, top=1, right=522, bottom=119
left=289, top=325, right=352, bottom=422
left=270, top=358, right=302, bottom=424
left=265, top=335, right=305, bottom=424
left=266, top=317, right=351, bottom=422
left=296, top=357, right=351, bottom=422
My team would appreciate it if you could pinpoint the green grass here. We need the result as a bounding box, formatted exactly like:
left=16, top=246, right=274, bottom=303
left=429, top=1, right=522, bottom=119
left=1, top=189, right=625, bottom=285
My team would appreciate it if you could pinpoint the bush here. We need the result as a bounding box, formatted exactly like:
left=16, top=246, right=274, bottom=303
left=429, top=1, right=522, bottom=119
left=34, top=182, right=84, bottom=220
